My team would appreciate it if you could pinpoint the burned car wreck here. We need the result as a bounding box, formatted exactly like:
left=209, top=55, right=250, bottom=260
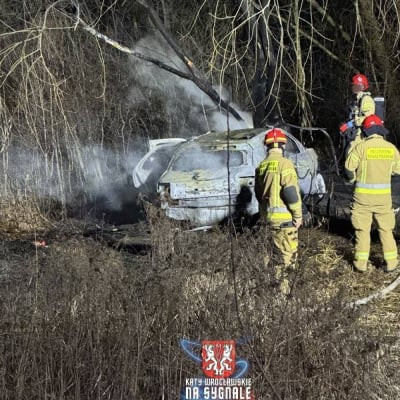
left=133, top=128, right=326, bottom=226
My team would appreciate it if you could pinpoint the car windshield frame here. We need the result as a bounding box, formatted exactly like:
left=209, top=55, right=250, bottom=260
left=285, top=136, right=301, bottom=154
left=142, top=146, right=179, bottom=171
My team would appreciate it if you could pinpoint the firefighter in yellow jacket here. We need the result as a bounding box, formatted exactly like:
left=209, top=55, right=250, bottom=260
left=340, top=74, right=375, bottom=154
left=255, top=128, right=302, bottom=292
left=344, top=115, right=400, bottom=272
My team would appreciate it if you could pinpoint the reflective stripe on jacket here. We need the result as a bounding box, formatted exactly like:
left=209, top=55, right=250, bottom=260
left=255, top=149, right=302, bottom=225
left=344, top=134, right=400, bottom=205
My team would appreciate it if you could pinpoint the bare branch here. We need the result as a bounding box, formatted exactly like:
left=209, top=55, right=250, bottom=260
left=137, top=0, right=197, bottom=77
left=306, top=0, right=351, bottom=43
left=75, top=13, right=244, bottom=122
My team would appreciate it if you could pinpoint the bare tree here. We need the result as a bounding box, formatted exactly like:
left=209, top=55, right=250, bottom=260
left=1, top=0, right=400, bottom=211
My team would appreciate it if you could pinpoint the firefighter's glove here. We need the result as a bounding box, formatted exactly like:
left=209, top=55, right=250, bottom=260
left=339, top=120, right=354, bottom=134
left=343, top=168, right=356, bottom=184
left=293, top=218, right=302, bottom=229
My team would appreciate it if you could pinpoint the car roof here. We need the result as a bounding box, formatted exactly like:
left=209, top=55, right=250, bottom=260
left=194, top=128, right=266, bottom=144
left=189, top=127, right=305, bottom=153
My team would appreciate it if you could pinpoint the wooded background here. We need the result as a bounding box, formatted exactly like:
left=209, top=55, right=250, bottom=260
left=0, top=0, right=399, bottom=208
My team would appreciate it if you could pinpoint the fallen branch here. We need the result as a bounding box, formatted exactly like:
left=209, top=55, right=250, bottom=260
left=348, top=273, right=400, bottom=308
left=70, top=11, right=243, bottom=122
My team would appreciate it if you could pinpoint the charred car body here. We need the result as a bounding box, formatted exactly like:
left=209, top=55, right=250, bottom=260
left=133, top=128, right=326, bottom=226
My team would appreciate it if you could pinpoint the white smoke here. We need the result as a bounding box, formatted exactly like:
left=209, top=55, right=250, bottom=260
left=68, top=144, right=142, bottom=210
left=1, top=35, right=255, bottom=217
left=1, top=144, right=143, bottom=211
left=129, top=34, right=253, bottom=136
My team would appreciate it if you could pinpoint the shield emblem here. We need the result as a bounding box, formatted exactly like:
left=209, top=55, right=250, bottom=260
left=201, top=340, right=236, bottom=378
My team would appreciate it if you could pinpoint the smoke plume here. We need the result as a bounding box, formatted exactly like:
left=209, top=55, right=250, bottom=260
left=129, top=34, right=253, bottom=137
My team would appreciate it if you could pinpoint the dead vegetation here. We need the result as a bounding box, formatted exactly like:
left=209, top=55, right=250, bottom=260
left=0, top=195, right=52, bottom=238
left=1, top=208, right=400, bottom=399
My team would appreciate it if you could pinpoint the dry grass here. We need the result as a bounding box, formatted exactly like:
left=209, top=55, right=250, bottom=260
left=300, top=227, right=400, bottom=334
left=2, top=208, right=399, bottom=399
left=0, top=195, right=52, bottom=239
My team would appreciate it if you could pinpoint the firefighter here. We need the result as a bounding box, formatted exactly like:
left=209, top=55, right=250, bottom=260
left=340, top=74, right=375, bottom=154
left=255, top=128, right=302, bottom=293
left=344, top=115, right=400, bottom=272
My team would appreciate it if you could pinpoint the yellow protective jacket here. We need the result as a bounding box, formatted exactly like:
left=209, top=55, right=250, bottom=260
left=352, top=91, right=375, bottom=127
left=344, top=134, right=400, bottom=206
left=345, top=93, right=376, bottom=155
left=255, top=149, right=302, bottom=226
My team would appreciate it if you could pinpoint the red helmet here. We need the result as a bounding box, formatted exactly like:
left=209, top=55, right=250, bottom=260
left=351, top=74, right=369, bottom=89
left=264, top=128, right=287, bottom=146
left=363, top=114, right=383, bottom=129
left=362, top=114, right=388, bottom=136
